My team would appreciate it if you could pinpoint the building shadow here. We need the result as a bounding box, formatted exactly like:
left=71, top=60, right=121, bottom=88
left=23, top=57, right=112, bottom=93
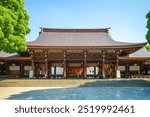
left=78, top=80, right=150, bottom=87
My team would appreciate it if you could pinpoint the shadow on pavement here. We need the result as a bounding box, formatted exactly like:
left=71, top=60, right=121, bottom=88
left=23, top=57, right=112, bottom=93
left=78, top=80, right=150, bottom=87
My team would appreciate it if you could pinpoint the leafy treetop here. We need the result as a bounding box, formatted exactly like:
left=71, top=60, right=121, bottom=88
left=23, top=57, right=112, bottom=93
left=146, top=11, right=150, bottom=44
left=146, top=11, right=150, bottom=52
left=0, top=0, right=30, bottom=53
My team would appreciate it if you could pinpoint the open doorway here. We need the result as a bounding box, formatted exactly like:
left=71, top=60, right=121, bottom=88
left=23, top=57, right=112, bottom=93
left=35, top=62, right=45, bottom=78
left=67, top=62, right=83, bottom=78
left=103, top=63, right=115, bottom=78
left=68, top=67, right=83, bottom=78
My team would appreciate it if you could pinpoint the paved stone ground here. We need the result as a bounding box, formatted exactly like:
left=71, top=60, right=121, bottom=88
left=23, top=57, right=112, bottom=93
left=1, top=78, right=150, bottom=87
left=6, top=87, right=150, bottom=100
left=1, top=79, right=150, bottom=100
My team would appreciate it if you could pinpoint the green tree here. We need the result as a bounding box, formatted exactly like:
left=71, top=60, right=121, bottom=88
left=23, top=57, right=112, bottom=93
left=146, top=45, right=150, bottom=52
left=0, top=0, right=30, bottom=53
left=146, top=11, right=150, bottom=52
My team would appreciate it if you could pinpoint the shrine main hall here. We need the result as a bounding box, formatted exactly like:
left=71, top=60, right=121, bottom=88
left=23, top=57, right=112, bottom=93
left=0, top=28, right=150, bottom=79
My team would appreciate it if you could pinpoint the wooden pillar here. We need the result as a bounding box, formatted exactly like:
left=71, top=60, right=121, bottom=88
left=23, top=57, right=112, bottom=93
left=125, top=62, right=129, bottom=78
left=115, top=50, right=119, bottom=78
left=116, top=57, right=119, bottom=78
left=30, top=50, right=35, bottom=78
left=31, top=59, right=34, bottom=78
left=63, top=51, right=67, bottom=78
left=94, top=66, right=96, bottom=78
left=44, top=51, right=48, bottom=78
left=102, top=51, right=105, bottom=78
left=54, top=66, right=56, bottom=77
left=63, top=60, right=67, bottom=78
left=98, top=61, right=101, bottom=78
left=125, top=63, right=128, bottom=77
left=20, top=63, right=24, bottom=78
left=98, top=61, right=100, bottom=78
left=49, top=63, right=51, bottom=78
left=84, top=51, right=87, bottom=78
left=6, top=61, right=10, bottom=75
left=140, top=63, right=143, bottom=75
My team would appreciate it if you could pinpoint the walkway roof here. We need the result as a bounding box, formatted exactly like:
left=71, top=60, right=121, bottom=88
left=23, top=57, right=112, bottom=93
left=129, top=48, right=150, bottom=57
left=0, top=51, right=31, bottom=60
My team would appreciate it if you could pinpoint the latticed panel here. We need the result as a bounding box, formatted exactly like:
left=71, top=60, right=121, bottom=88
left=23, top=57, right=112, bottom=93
left=66, top=53, right=84, bottom=60
left=87, top=53, right=102, bottom=60
left=34, top=52, right=45, bottom=60
left=48, top=53, right=64, bottom=60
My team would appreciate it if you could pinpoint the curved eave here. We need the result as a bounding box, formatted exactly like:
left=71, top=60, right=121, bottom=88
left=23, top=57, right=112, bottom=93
left=27, top=42, right=146, bottom=49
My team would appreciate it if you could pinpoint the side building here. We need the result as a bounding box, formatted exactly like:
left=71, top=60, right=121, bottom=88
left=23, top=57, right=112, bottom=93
left=0, top=28, right=150, bottom=78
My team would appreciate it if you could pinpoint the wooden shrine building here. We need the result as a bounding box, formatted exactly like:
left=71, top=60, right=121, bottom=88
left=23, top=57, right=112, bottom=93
left=0, top=28, right=150, bottom=79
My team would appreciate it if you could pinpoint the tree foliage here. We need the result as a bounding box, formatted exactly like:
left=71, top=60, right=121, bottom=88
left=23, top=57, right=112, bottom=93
left=145, top=45, right=150, bottom=52
left=146, top=11, right=150, bottom=44
left=0, top=0, right=30, bottom=53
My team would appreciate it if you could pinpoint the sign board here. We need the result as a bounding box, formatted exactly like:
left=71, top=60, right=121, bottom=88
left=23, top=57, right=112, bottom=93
left=130, top=66, right=140, bottom=71
left=118, top=66, right=125, bottom=71
left=24, top=66, right=32, bottom=70
left=9, top=66, right=20, bottom=70
left=87, top=67, right=94, bottom=75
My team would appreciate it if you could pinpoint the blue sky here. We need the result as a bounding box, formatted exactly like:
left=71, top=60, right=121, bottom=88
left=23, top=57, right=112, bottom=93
left=24, top=0, right=150, bottom=43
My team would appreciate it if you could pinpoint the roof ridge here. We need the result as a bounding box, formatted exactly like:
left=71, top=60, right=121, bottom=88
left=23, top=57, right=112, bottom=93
left=40, top=27, right=110, bottom=33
